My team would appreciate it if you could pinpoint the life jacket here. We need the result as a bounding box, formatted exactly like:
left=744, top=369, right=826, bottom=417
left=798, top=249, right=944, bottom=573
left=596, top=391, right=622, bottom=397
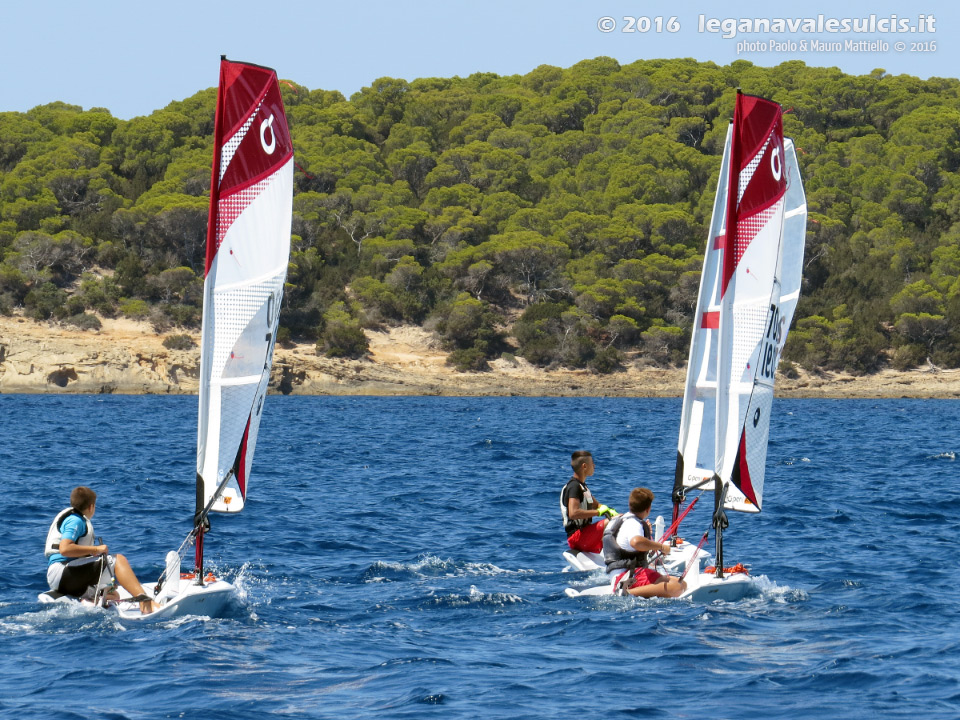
left=602, top=512, right=650, bottom=572
left=560, top=478, right=594, bottom=535
left=45, top=507, right=94, bottom=558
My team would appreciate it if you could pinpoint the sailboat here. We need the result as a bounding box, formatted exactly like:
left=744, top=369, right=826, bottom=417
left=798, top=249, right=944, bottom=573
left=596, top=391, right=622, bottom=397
left=669, top=90, right=806, bottom=601
left=39, top=57, right=293, bottom=619
left=566, top=91, right=806, bottom=601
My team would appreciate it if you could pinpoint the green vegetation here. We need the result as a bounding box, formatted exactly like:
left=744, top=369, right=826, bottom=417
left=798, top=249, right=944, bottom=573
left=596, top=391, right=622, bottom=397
left=162, top=333, right=195, bottom=350
left=3, top=59, right=960, bottom=373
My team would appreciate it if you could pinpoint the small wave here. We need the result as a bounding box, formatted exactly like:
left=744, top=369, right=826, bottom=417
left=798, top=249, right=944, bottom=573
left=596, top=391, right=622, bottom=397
left=928, top=451, right=956, bottom=461
left=377, top=686, right=448, bottom=708
left=0, top=618, right=35, bottom=634
left=362, top=554, right=534, bottom=583
left=1, top=600, right=124, bottom=635
left=155, top=613, right=214, bottom=628
left=422, top=585, right=525, bottom=609
left=750, top=574, right=808, bottom=603
left=374, top=657, right=455, bottom=669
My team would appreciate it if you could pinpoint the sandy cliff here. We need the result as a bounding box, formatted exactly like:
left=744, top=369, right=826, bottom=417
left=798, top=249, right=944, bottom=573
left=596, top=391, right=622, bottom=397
left=1, top=314, right=958, bottom=398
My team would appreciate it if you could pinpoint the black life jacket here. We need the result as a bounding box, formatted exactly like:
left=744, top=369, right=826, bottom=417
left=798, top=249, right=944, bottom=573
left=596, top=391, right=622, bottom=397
left=560, top=478, right=594, bottom=535
left=602, top=513, right=650, bottom=572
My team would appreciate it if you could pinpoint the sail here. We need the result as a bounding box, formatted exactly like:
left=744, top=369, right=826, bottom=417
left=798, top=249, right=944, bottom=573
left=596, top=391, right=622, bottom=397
left=674, top=92, right=806, bottom=514
left=196, top=58, right=293, bottom=517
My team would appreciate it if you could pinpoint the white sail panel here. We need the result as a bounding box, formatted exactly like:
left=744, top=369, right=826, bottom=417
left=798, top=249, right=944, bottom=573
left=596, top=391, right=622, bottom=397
left=722, top=138, right=806, bottom=512
left=716, top=199, right=784, bottom=513
left=778, top=139, right=807, bottom=330
left=211, top=167, right=293, bottom=289
left=198, top=164, right=291, bottom=513
left=675, top=127, right=732, bottom=495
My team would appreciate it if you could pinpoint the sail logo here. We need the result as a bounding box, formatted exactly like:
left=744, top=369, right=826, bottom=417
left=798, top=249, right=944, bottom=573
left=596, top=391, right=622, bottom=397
left=770, top=146, right=782, bottom=182
left=260, top=115, right=277, bottom=155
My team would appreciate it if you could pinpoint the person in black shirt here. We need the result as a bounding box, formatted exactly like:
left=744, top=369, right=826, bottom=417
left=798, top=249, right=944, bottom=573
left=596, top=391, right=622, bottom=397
left=560, top=450, right=616, bottom=553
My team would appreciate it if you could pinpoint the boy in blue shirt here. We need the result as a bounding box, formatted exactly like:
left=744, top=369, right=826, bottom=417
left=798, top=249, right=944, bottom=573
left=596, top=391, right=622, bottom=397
left=46, top=486, right=160, bottom=614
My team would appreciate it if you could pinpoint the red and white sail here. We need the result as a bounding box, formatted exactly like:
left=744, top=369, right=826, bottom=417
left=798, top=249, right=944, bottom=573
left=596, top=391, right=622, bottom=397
left=196, top=58, right=293, bottom=518
left=675, top=92, right=806, bottom=513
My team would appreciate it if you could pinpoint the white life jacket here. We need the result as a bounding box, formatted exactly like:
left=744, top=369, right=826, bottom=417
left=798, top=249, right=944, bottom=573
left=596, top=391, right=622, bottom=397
left=45, top=507, right=94, bottom=558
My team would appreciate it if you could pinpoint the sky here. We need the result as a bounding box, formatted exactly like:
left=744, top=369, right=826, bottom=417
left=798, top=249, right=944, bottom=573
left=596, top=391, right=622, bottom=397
left=3, top=0, right=957, bottom=119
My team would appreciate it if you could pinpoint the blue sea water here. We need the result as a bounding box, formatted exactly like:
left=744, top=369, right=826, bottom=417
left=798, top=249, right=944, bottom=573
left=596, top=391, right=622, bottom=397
left=1, top=395, right=958, bottom=719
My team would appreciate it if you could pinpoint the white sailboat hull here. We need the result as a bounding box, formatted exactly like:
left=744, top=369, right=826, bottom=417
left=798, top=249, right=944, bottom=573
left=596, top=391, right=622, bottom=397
left=562, top=550, right=605, bottom=572
left=680, top=572, right=756, bottom=602
left=38, top=577, right=234, bottom=621
left=564, top=564, right=756, bottom=603
left=563, top=538, right=709, bottom=575
left=120, top=577, right=234, bottom=621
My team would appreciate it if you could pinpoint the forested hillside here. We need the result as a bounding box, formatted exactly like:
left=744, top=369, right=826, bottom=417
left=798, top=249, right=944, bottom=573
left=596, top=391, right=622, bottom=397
left=2, top=57, right=959, bottom=374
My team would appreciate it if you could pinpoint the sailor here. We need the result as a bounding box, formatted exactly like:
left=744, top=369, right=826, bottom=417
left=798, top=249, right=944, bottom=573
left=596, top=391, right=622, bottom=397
left=561, top=451, right=617, bottom=554
left=603, top=487, right=686, bottom=598
left=45, top=486, right=161, bottom=614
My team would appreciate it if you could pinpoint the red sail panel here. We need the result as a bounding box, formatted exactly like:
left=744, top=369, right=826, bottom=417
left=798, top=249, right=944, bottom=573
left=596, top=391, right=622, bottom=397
left=701, top=311, right=720, bottom=329
left=730, top=429, right=758, bottom=507
left=720, top=92, right=786, bottom=296
left=236, top=416, right=250, bottom=500
left=205, top=58, right=294, bottom=276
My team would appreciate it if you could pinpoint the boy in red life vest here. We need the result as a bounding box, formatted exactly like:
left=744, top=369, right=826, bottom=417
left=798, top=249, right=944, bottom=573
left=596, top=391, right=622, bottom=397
left=560, top=450, right=617, bottom=553
left=605, top=487, right=687, bottom=598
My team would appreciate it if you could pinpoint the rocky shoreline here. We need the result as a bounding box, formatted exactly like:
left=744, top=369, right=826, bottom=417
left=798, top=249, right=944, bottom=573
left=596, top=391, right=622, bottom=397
left=2, top=314, right=959, bottom=399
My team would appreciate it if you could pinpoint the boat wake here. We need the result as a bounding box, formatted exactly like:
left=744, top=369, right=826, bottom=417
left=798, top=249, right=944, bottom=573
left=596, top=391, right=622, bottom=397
left=223, top=561, right=256, bottom=603
left=739, top=574, right=807, bottom=604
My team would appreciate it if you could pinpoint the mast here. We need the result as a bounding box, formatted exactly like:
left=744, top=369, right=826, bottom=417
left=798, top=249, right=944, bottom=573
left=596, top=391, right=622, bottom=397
left=194, top=56, right=294, bottom=579
left=195, top=56, right=228, bottom=580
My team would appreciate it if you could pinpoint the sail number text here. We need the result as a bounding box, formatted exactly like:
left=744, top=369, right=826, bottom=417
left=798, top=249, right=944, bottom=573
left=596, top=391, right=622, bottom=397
left=759, top=303, right=786, bottom=380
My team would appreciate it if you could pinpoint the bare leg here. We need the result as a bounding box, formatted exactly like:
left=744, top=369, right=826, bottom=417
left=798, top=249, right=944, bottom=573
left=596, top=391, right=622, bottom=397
left=113, top=553, right=161, bottom=613
left=626, top=576, right=687, bottom=599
